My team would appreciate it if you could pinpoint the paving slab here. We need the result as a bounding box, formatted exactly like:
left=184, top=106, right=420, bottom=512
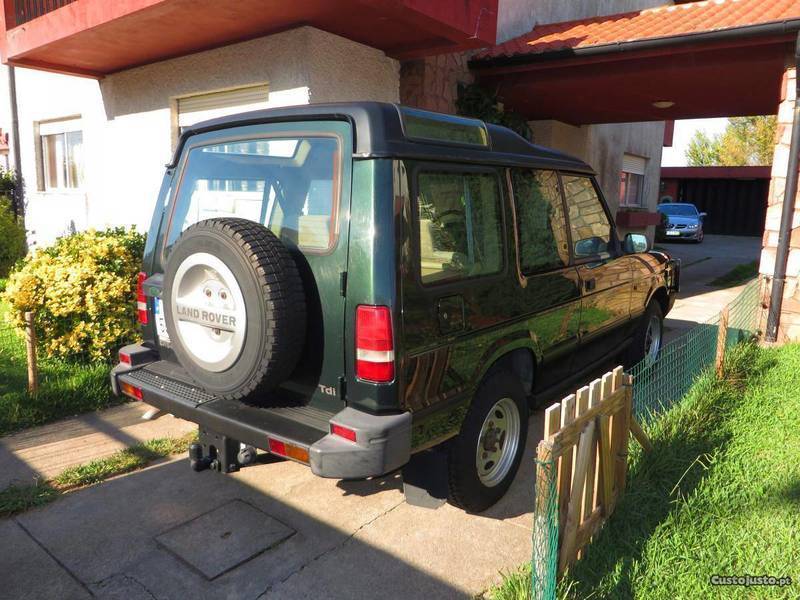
left=0, top=402, right=196, bottom=489
left=156, top=499, right=295, bottom=580
left=263, top=499, right=532, bottom=600
left=0, top=519, right=91, bottom=600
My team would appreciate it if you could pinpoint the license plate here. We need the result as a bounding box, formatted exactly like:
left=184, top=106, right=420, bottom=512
left=154, top=298, right=171, bottom=344
left=666, top=230, right=680, bottom=236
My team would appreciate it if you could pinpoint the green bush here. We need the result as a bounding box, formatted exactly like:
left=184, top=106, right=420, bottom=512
left=0, top=196, right=26, bottom=278
left=3, top=227, right=145, bottom=361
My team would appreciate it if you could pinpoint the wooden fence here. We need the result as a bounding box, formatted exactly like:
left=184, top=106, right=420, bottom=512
left=534, top=366, right=651, bottom=574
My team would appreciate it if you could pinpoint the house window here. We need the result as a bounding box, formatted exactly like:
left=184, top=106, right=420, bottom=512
left=619, top=154, right=646, bottom=207
left=39, top=118, right=83, bottom=191
left=176, top=85, right=270, bottom=135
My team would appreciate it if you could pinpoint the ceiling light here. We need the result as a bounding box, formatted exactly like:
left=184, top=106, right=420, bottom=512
left=652, top=101, right=675, bottom=109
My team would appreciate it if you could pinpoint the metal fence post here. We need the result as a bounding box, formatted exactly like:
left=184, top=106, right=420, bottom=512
left=24, top=311, right=38, bottom=393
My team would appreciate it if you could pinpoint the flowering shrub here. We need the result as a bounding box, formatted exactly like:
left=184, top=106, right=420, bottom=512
left=0, top=196, right=26, bottom=277
left=3, top=228, right=145, bottom=361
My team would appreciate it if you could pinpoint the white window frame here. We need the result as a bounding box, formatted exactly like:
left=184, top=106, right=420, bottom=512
left=38, top=117, right=84, bottom=192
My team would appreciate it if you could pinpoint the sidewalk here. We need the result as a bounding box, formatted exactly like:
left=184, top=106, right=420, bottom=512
left=0, top=402, right=196, bottom=489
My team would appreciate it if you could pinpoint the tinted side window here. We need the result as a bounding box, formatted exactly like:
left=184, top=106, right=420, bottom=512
left=511, top=168, right=569, bottom=272
left=416, top=171, right=503, bottom=284
left=563, top=175, right=612, bottom=258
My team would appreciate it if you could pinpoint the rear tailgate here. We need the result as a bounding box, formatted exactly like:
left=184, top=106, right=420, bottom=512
left=144, top=120, right=354, bottom=413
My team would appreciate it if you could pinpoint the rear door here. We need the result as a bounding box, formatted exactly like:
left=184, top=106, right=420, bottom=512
left=561, top=173, right=633, bottom=369
left=400, top=162, right=512, bottom=421
left=508, top=167, right=582, bottom=389
left=153, top=120, right=352, bottom=412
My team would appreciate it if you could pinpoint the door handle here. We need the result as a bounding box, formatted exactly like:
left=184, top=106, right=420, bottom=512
left=584, top=278, right=596, bottom=292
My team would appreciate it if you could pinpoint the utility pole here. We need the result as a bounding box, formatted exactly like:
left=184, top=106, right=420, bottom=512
left=7, top=65, right=24, bottom=223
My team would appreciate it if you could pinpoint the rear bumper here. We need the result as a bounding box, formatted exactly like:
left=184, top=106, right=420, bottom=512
left=111, top=350, right=412, bottom=479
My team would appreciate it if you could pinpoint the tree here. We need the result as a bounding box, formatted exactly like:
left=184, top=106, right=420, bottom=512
left=686, top=130, right=721, bottom=166
left=685, top=116, right=777, bottom=166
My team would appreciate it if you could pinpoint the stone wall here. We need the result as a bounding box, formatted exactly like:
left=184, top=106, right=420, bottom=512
left=760, top=63, right=800, bottom=341
left=399, top=53, right=472, bottom=114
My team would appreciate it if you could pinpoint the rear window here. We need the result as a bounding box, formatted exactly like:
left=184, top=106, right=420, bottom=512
left=166, top=136, right=340, bottom=252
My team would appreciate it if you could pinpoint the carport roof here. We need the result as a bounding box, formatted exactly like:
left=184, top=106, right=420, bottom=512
left=476, top=0, right=800, bottom=60
left=471, top=0, right=800, bottom=125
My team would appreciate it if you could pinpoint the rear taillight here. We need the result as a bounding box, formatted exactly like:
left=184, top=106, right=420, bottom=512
left=137, top=272, right=148, bottom=324
left=355, top=305, right=394, bottom=383
left=120, top=381, right=143, bottom=401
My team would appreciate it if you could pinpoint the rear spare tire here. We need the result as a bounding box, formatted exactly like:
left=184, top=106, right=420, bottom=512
left=163, top=218, right=306, bottom=400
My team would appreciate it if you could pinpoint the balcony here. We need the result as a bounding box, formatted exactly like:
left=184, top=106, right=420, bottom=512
left=1, top=0, right=498, bottom=77
left=10, top=0, right=75, bottom=26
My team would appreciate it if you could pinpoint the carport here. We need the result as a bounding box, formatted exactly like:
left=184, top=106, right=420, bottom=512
left=660, top=166, right=771, bottom=237
left=470, top=0, right=800, bottom=342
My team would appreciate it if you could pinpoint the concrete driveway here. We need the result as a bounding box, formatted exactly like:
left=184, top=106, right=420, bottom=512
left=658, top=234, right=761, bottom=343
left=2, top=404, right=545, bottom=600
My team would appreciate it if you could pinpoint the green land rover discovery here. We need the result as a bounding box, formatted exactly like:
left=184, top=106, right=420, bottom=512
left=112, top=103, right=679, bottom=513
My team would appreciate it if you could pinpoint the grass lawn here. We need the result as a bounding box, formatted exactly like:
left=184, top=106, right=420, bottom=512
left=490, top=342, right=800, bottom=600
left=709, top=260, right=759, bottom=288
left=0, top=300, right=120, bottom=436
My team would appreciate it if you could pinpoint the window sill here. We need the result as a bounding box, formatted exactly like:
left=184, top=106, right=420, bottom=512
left=616, top=209, right=661, bottom=228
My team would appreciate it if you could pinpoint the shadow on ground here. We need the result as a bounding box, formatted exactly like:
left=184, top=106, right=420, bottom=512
left=5, top=458, right=467, bottom=599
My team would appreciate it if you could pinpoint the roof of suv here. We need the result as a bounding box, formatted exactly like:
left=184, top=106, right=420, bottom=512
left=173, top=102, right=593, bottom=174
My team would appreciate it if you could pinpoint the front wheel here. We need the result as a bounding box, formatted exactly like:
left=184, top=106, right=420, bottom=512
left=625, top=301, right=664, bottom=367
left=447, top=371, right=529, bottom=513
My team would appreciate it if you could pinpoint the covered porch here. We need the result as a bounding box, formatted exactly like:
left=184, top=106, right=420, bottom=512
left=471, top=0, right=800, bottom=342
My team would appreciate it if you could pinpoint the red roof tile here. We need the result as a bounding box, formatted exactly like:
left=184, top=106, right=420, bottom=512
left=476, top=0, right=800, bottom=60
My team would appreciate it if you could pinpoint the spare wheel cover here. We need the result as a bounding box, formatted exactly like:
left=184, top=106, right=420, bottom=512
left=170, top=251, right=247, bottom=372
left=163, top=218, right=306, bottom=399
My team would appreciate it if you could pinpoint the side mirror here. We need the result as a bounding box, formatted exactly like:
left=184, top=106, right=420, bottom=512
left=575, top=236, right=604, bottom=257
left=624, top=233, right=649, bottom=254
left=699, top=212, right=707, bottom=219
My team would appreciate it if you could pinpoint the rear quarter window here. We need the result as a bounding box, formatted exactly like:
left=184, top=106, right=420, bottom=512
left=415, top=169, right=504, bottom=285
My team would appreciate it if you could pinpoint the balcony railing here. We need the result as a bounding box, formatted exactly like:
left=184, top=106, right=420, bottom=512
left=12, top=0, right=75, bottom=26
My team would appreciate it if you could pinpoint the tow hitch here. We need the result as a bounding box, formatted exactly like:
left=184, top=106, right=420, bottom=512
left=189, top=427, right=257, bottom=474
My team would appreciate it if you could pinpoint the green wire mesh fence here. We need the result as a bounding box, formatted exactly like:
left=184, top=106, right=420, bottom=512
left=531, top=453, right=559, bottom=600
left=529, top=279, right=762, bottom=599
left=629, top=279, right=761, bottom=425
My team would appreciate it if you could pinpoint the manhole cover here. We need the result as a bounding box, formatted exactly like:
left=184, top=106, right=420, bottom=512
left=156, top=499, right=294, bottom=579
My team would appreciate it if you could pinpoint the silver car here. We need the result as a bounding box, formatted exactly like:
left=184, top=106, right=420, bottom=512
left=657, top=202, right=706, bottom=243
